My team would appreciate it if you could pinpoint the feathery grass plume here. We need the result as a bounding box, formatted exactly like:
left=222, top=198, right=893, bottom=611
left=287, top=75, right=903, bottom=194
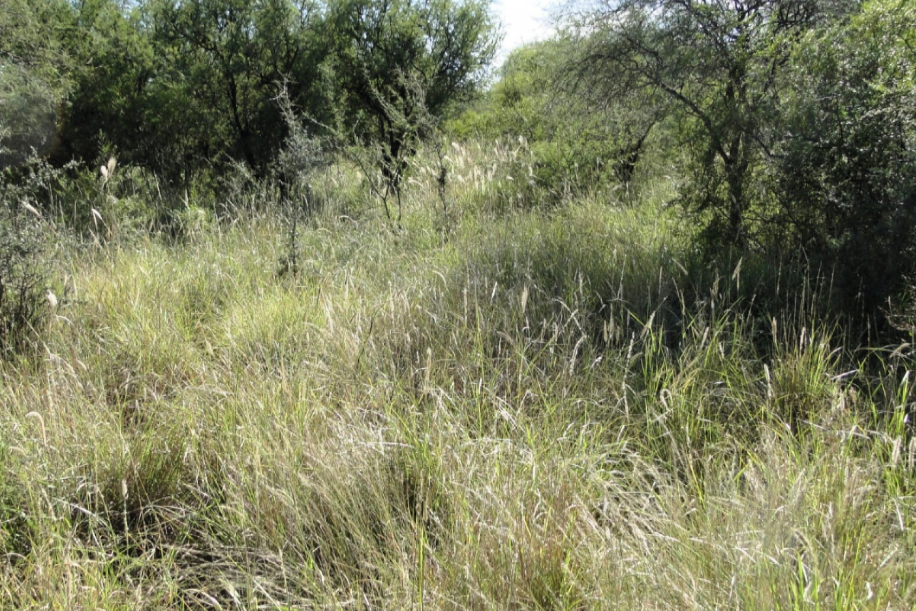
left=99, top=157, right=116, bottom=187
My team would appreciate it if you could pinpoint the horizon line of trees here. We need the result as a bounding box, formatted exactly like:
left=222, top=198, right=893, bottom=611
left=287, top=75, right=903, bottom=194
left=454, top=0, right=916, bottom=317
left=3, top=0, right=916, bottom=327
left=1, top=0, right=498, bottom=185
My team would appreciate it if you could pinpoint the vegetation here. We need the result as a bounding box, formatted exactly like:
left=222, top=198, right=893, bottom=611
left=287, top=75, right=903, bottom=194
left=567, top=0, right=916, bottom=312
left=329, top=0, right=497, bottom=221
left=571, top=0, right=837, bottom=248
left=0, top=144, right=914, bottom=609
left=0, top=0, right=915, bottom=607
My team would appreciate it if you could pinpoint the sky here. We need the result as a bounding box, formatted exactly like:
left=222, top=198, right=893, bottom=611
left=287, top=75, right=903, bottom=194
left=494, top=0, right=556, bottom=62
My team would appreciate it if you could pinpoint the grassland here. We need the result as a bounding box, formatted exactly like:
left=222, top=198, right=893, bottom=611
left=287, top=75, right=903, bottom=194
left=0, top=141, right=914, bottom=609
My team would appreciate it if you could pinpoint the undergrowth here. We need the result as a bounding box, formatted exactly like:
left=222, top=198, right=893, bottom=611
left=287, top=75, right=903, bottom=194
left=0, top=142, right=913, bottom=609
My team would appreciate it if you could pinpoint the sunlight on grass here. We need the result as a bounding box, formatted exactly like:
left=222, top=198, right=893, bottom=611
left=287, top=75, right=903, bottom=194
left=0, top=143, right=913, bottom=609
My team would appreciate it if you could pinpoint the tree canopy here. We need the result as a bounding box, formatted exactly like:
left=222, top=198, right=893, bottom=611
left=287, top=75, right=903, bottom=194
left=328, top=0, right=497, bottom=194
left=0, top=0, right=75, bottom=168
left=3, top=0, right=497, bottom=183
left=572, top=0, right=856, bottom=247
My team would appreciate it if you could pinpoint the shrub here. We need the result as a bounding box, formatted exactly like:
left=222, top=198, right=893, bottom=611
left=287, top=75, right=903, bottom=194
left=774, top=1, right=916, bottom=316
left=0, top=197, right=51, bottom=358
left=0, top=63, right=61, bottom=170
left=0, top=154, right=74, bottom=358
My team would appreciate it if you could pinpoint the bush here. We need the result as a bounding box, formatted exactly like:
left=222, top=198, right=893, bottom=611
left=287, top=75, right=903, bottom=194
left=0, top=200, right=51, bottom=358
left=0, top=63, right=61, bottom=170
left=449, top=40, right=662, bottom=202
left=774, top=1, right=916, bottom=315
left=0, top=157, right=69, bottom=357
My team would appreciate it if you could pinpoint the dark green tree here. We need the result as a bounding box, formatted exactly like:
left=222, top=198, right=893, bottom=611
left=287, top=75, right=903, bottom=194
left=0, top=0, right=75, bottom=168
left=572, top=0, right=851, bottom=248
left=149, top=0, right=325, bottom=174
left=54, top=0, right=157, bottom=168
left=774, top=0, right=916, bottom=311
left=328, top=0, right=497, bottom=218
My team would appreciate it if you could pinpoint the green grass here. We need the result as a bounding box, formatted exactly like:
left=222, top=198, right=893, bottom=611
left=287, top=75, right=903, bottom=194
left=0, top=141, right=914, bottom=609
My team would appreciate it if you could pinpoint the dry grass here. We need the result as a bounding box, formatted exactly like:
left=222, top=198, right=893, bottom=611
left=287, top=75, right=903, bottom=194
left=0, top=142, right=913, bottom=609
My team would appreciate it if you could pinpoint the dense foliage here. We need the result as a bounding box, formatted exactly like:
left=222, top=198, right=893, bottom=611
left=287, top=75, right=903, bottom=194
left=329, top=0, right=496, bottom=185
left=1, top=0, right=496, bottom=184
left=774, top=0, right=916, bottom=311
left=447, top=0, right=916, bottom=322
left=3, top=1, right=916, bottom=608
left=1, top=0, right=915, bottom=320
left=0, top=0, right=74, bottom=167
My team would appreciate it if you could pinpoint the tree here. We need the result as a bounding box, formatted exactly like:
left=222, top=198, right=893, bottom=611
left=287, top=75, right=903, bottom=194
left=54, top=0, right=157, bottom=168
left=773, top=0, right=916, bottom=311
left=571, top=0, right=850, bottom=248
left=149, top=0, right=325, bottom=175
left=451, top=38, right=662, bottom=198
left=0, top=64, right=62, bottom=169
left=327, top=0, right=497, bottom=219
left=0, top=0, right=75, bottom=168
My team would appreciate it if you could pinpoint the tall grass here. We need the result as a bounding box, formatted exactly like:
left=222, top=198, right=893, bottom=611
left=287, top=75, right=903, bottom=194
left=0, top=141, right=913, bottom=609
